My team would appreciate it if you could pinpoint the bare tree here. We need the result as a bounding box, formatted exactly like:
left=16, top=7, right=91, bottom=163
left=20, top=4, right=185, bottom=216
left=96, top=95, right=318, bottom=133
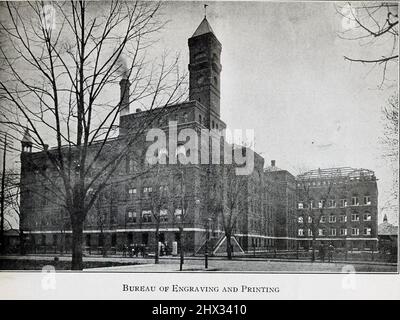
left=336, top=2, right=398, bottom=87
left=296, top=169, right=338, bottom=261
left=0, top=169, right=21, bottom=253
left=146, top=165, right=170, bottom=264
left=221, top=164, right=247, bottom=260
left=0, top=1, right=186, bottom=269
left=380, top=93, right=399, bottom=211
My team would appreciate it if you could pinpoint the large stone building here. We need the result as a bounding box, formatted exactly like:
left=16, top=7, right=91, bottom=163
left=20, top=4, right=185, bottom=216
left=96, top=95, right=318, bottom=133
left=295, top=167, right=379, bottom=250
left=264, top=161, right=297, bottom=250
left=18, top=17, right=381, bottom=256
left=19, top=17, right=276, bottom=255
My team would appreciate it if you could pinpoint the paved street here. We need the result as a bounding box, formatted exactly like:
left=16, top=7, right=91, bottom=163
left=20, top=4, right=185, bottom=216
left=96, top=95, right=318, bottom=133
left=84, top=258, right=397, bottom=273
left=1, top=254, right=397, bottom=272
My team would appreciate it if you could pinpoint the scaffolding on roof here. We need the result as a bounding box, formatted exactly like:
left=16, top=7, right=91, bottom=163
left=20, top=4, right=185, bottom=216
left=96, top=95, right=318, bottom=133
left=297, top=167, right=375, bottom=180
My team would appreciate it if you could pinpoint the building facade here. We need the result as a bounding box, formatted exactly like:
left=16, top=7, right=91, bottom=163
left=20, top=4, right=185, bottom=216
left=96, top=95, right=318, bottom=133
left=18, top=17, right=381, bottom=256
left=264, top=161, right=297, bottom=250
left=296, top=167, right=379, bottom=250
left=18, top=17, right=274, bottom=255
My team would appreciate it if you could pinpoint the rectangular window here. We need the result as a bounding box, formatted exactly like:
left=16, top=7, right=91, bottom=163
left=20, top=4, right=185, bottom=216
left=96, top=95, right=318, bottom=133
left=143, top=186, right=153, bottom=195
left=141, top=210, right=152, bottom=223
left=364, top=227, right=372, bottom=236
left=363, top=214, right=372, bottom=221
left=174, top=208, right=182, bottom=221
left=298, top=202, right=304, bottom=209
left=340, top=228, right=348, bottom=236
left=298, top=216, right=304, bottom=224
left=351, top=197, right=359, bottom=206
left=352, top=228, right=360, bottom=236
left=160, top=209, right=168, bottom=222
left=318, top=229, right=326, bottom=236
left=298, top=229, right=304, bottom=236
left=310, top=200, right=314, bottom=209
left=330, top=228, right=336, bottom=236
left=339, top=215, right=347, bottom=223
left=128, top=187, right=137, bottom=195
left=340, top=199, right=347, bottom=208
left=329, top=215, right=336, bottom=223
left=351, top=214, right=360, bottom=222
left=328, top=199, right=336, bottom=208
left=364, top=196, right=371, bottom=205
left=127, top=211, right=137, bottom=223
left=320, top=216, right=326, bottom=223
left=308, top=216, right=312, bottom=223
left=318, top=200, right=325, bottom=209
left=308, top=229, right=313, bottom=237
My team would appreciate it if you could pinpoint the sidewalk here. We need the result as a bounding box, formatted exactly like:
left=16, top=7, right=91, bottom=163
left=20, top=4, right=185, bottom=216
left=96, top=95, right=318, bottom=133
left=1, top=254, right=397, bottom=272
left=1, top=253, right=397, bottom=267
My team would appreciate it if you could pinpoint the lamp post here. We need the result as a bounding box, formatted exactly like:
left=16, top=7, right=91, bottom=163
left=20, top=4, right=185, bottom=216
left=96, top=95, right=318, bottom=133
left=205, top=217, right=212, bottom=269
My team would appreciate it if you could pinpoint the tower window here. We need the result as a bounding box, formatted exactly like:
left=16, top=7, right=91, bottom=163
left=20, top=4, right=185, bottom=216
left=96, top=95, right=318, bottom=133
left=212, top=120, right=215, bottom=129
left=214, top=76, right=218, bottom=85
left=199, top=114, right=202, bottom=124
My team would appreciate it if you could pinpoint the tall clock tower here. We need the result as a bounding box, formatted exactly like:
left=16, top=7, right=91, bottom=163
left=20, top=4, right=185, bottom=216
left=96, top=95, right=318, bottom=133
left=188, top=17, right=222, bottom=117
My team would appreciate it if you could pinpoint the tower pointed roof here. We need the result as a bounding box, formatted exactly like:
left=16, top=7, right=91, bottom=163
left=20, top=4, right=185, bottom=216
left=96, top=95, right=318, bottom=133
left=191, top=17, right=215, bottom=38
left=21, top=127, right=33, bottom=144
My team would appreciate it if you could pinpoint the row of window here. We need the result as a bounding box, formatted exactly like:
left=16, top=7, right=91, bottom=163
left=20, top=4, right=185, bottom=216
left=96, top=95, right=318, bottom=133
left=298, top=196, right=371, bottom=209
left=126, top=208, right=183, bottom=223
left=298, top=213, right=372, bottom=224
left=298, top=227, right=372, bottom=237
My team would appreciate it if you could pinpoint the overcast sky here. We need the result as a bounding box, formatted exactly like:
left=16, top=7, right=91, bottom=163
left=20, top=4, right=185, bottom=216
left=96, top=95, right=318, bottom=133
left=154, top=0, right=398, bottom=224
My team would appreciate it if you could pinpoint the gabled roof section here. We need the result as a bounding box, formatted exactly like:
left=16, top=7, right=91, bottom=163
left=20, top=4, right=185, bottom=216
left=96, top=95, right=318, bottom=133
left=21, top=127, right=33, bottom=144
left=192, top=17, right=215, bottom=38
left=378, top=221, right=399, bottom=236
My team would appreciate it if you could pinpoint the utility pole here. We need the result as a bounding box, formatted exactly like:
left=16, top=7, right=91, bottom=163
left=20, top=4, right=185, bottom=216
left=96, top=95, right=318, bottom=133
left=1, top=133, right=7, bottom=254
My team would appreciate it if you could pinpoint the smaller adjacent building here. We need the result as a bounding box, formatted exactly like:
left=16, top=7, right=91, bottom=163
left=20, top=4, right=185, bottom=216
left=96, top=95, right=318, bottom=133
left=264, top=161, right=297, bottom=250
left=378, top=214, right=398, bottom=255
left=296, top=167, right=379, bottom=250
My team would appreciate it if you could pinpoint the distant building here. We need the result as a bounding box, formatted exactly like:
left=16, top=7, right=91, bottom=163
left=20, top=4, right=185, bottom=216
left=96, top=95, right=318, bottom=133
left=296, top=167, right=379, bottom=250
left=378, top=214, right=398, bottom=254
left=264, top=161, right=297, bottom=250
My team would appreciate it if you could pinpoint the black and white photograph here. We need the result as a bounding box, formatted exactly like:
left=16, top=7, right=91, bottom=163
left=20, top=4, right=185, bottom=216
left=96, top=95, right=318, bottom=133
left=0, top=0, right=398, bottom=298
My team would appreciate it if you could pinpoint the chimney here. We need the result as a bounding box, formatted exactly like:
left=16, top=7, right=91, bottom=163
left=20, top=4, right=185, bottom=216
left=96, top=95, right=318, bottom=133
left=271, top=160, right=276, bottom=167
left=119, top=77, right=131, bottom=117
left=135, top=108, right=142, bottom=113
left=43, top=144, right=49, bottom=151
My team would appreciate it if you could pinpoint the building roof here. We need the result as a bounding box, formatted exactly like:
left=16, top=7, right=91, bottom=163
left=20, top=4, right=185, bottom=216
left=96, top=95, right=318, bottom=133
left=192, top=17, right=215, bottom=37
left=378, top=221, right=398, bottom=236
left=297, top=167, right=376, bottom=180
left=21, top=127, right=33, bottom=144
left=4, top=229, right=19, bottom=237
left=264, top=165, right=283, bottom=172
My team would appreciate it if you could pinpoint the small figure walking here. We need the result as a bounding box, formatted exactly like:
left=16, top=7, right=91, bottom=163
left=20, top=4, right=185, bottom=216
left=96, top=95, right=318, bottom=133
left=319, top=243, right=325, bottom=262
left=328, top=243, right=335, bottom=262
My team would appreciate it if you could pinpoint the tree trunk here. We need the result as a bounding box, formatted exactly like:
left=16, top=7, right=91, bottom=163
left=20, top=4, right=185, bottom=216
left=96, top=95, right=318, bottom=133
left=311, top=235, right=316, bottom=262
left=226, top=234, right=232, bottom=260
left=179, top=227, right=184, bottom=271
left=155, top=225, right=159, bottom=264
left=71, top=220, right=84, bottom=270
